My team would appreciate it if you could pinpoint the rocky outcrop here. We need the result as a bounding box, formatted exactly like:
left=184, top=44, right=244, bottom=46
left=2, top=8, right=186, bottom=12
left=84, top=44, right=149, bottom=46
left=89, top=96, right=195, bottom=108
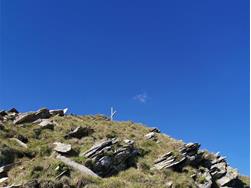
left=81, top=138, right=139, bottom=177
left=154, top=143, right=241, bottom=188
left=13, top=108, right=67, bottom=124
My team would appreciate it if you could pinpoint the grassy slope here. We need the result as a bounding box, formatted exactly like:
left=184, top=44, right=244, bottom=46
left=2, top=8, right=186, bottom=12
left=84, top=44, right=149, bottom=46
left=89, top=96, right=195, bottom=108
left=0, top=115, right=249, bottom=188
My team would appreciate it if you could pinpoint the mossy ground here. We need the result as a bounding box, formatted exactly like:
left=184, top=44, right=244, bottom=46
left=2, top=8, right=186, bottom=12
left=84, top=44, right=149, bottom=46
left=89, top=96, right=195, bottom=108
left=0, top=115, right=249, bottom=188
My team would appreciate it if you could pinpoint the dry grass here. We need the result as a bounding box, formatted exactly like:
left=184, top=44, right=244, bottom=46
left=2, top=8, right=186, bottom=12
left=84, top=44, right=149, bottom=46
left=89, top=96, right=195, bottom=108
left=0, top=115, right=248, bottom=188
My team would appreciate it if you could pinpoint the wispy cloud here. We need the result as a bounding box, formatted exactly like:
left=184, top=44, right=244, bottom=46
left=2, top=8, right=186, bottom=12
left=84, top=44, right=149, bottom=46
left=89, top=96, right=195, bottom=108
left=133, top=92, right=149, bottom=103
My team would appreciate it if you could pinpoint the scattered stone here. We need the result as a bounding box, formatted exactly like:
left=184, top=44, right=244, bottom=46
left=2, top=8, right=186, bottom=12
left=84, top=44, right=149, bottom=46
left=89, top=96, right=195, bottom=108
left=10, top=138, right=28, bottom=149
left=65, top=126, right=93, bottom=139
left=124, top=139, right=134, bottom=145
left=149, top=127, right=160, bottom=133
left=0, top=177, right=8, bottom=184
left=49, top=108, right=68, bottom=117
left=0, top=163, right=15, bottom=178
left=144, top=132, right=156, bottom=140
left=56, top=154, right=99, bottom=177
left=53, top=142, right=72, bottom=154
left=38, top=119, right=54, bottom=130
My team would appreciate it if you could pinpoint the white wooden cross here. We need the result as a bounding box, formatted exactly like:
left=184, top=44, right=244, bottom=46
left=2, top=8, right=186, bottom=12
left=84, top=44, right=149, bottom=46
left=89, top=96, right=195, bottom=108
left=110, top=107, right=117, bottom=121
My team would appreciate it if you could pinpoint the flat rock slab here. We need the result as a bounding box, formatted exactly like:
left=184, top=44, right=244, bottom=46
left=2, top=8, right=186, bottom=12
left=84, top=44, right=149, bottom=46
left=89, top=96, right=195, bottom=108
left=53, top=142, right=72, bottom=153
left=10, top=138, right=28, bottom=149
left=56, top=154, right=99, bottom=178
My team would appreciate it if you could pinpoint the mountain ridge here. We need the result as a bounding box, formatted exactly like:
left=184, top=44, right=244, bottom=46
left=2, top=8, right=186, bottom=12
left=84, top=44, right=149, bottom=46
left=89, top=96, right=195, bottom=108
left=0, top=107, right=249, bottom=188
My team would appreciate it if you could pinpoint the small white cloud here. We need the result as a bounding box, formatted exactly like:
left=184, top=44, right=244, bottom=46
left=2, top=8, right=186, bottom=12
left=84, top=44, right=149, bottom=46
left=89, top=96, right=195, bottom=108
left=133, top=92, right=149, bottom=103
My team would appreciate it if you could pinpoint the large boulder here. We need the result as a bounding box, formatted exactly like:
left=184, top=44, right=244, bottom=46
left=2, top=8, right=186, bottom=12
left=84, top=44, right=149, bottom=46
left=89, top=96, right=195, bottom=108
left=13, top=112, right=38, bottom=124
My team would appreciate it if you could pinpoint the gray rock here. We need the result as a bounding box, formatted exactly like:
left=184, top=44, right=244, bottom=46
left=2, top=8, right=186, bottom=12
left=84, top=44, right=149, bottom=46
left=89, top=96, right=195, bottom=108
left=49, top=108, right=68, bottom=116
left=0, top=111, right=7, bottom=116
left=7, top=108, right=18, bottom=114
left=82, top=138, right=117, bottom=158
left=38, top=119, right=54, bottom=130
left=10, top=138, right=28, bottom=148
left=56, top=154, right=99, bottom=177
left=82, top=138, right=139, bottom=177
left=0, top=163, right=17, bottom=178
left=65, top=126, right=93, bottom=139
left=216, top=166, right=238, bottom=187
left=149, top=127, right=160, bottom=133
left=35, top=108, right=51, bottom=119
left=13, top=112, right=37, bottom=124
left=144, top=132, right=156, bottom=140
left=53, top=142, right=72, bottom=154
left=210, top=161, right=227, bottom=179
left=124, top=139, right=134, bottom=145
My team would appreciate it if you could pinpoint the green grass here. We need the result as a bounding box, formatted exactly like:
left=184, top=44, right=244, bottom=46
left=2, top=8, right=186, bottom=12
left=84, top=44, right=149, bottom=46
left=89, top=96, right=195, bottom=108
left=0, top=114, right=249, bottom=188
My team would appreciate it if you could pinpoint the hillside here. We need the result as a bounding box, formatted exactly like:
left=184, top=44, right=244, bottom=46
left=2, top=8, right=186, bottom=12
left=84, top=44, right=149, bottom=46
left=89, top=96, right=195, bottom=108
left=0, top=108, right=249, bottom=188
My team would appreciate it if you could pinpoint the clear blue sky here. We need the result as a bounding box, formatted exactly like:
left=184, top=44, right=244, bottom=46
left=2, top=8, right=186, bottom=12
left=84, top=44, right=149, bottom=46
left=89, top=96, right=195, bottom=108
left=1, top=0, right=249, bottom=175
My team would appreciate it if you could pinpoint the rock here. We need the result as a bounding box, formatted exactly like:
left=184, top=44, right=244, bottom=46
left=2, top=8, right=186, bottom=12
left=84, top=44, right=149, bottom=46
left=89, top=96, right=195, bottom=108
left=35, top=108, right=51, bottom=119
left=16, top=135, right=28, bottom=143
left=65, top=126, right=93, bottom=139
left=13, top=108, right=52, bottom=124
left=154, top=143, right=201, bottom=171
left=0, top=163, right=15, bottom=178
left=179, top=143, right=200, bottom=156
left=53, top=142, right=72, bottom=154
left=144, top=132, right=156, bottom=140
left=7, top=108, right=18, bottom=114
left=149, top=127, right=160, bottom=133
left=124, top=139, right=134, bottom=145
left=0, top=177, right=8, bottom=184
left=56, top=154, right=99, bottom=177
left=10, top=138, right=28, bottom=148
left=195, top=168, right=212, bottom=188
left=38, top=119, right=54, bottom=130
left=82, top=138, right=139, bottom=177
left=13, top=112, right=38, bottom=124
left=0, top=111, right=7, bottom=116
left=82, top=138, right=118, bottom=158
left=216, top=166, right=238, bottom=187
left=49, top=108, right=68, bottom=117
